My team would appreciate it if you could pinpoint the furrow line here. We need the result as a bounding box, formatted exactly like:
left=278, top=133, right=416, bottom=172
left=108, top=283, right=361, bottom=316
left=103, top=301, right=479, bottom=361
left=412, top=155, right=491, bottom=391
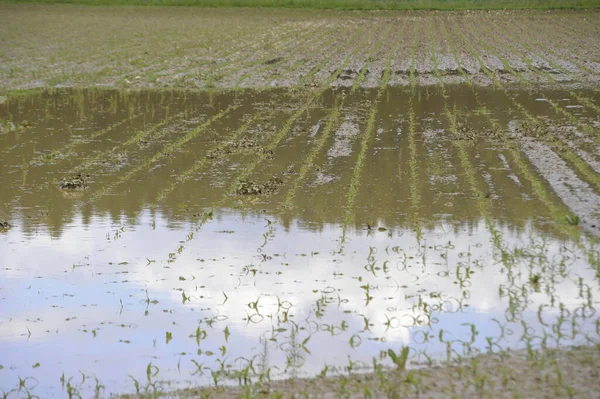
left=151, top=20, right=323, bottom=89
left=233, top=21, right=331, bottom=88
left=297, top=20, right=372, bottom=88
left=262, top=23, right=343, bottom=88
left=351, top=21, right=394, bottom=91
left=455, top=20, right=600, bottom=200
left=31, top=111, right=144, bottom=166
left=450, top=18, right=500, bottom=88
left=282, top=100, right=342, bottom=210
left=492, top=16, right=579, bottom=81
left=407, top=102, right=422, bottom=242
left=517, top=16, right=599, bottom=75
left=338, top=19, right=406, bottom=243
left=87, top=104, right=237, bottom=202
left=511, top=95, right=600, bottom=199
left=428, top=18, right=445, bottom=91
left=225, top=21, right=381, bottom=201
left=65, top=110, right=189, bottom=177
left=468, top=20, right=529, bottom=85
left=440, top=17, right=472, bottom=86
left=409, top=20, right=421, bottom=90
left=155, top=110, right=268, bottom=202
left=443, top=107, right=516, bottom=268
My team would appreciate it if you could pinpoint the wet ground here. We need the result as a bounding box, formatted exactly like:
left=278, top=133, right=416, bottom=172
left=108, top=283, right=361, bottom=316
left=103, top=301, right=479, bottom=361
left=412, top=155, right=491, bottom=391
left=1, top=5, right=600, bottom=92
left=1, top=86, right=600, bottom=397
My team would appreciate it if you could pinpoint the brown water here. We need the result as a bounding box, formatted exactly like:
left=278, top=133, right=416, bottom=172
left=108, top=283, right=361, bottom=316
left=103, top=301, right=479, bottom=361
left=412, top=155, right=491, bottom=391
left=0, top=87, right=599, bottom=397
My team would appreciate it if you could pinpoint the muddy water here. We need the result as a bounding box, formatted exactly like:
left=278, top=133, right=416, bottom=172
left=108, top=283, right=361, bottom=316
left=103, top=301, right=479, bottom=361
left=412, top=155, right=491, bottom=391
left=1, top=87, right=599, bottom=397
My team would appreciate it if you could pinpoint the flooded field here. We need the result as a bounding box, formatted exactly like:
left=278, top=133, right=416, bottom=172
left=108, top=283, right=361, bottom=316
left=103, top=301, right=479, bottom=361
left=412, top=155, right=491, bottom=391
left=1, top=3, right=600, bottom=398
left=1, top=85, right=600, bottom=397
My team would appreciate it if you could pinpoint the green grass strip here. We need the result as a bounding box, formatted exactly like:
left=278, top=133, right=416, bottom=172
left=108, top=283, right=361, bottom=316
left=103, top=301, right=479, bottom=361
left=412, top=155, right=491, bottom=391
left=7, top=0, right=599, bottom=11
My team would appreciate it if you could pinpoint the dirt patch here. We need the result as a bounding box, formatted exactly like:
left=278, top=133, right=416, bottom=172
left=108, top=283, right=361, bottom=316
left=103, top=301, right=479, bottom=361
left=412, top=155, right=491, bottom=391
left=157, top=345, right=600, bottom=399
left=328, top=119, right=360, bottom=158
left=313, top=170, right=339, bottom=185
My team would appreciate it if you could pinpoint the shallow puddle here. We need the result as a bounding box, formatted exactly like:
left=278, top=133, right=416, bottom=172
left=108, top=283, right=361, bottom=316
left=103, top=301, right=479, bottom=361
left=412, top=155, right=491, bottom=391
left=1, top=86, right=599, bottom=397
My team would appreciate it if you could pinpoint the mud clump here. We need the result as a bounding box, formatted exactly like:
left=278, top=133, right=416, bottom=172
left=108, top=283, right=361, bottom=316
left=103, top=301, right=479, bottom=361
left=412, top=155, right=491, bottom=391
left=59, top=173, right=89, bottom=190
left=516, top=120, right=548, bottom=138
left=264, top=57, right=284, bottom=65
left=231, top=137, right=261, bottom=150
left=454, top=121, right=478, bottom=140
left=0, top=120, right=29, bottom=133
left=0, top=221, right=11, bottom=231
left=206, top=147, right=231, bottom=160
left=236, top=177, right=283, bottom=195
left=207, top=137, right=273, bottom=160
left=338, top=69, right=359, bottom=80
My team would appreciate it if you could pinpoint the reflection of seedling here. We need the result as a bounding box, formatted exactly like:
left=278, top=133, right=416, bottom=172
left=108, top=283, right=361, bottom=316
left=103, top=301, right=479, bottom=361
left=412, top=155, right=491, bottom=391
left=360, top=284, right=374, bottom=305
left=529, top=274, right=542, bottom=292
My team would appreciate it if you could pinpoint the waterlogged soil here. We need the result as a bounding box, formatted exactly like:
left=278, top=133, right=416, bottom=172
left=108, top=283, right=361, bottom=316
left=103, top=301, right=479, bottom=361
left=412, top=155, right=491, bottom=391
left=1, top=86, right=600, bottom=398
left=1, top=5, right=600, bottom=92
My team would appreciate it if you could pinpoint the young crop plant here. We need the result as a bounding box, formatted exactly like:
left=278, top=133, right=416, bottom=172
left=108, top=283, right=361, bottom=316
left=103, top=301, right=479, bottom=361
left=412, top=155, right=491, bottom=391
left=544, top=96, right=598, bottom=140
left=569, top=91, right=600, bottom=115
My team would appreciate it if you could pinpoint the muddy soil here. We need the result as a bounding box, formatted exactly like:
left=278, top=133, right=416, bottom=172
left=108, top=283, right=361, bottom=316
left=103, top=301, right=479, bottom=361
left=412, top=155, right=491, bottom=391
left=1, top=5, right=599, bottom=91
left=161, top=346, right=600, bottom=399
